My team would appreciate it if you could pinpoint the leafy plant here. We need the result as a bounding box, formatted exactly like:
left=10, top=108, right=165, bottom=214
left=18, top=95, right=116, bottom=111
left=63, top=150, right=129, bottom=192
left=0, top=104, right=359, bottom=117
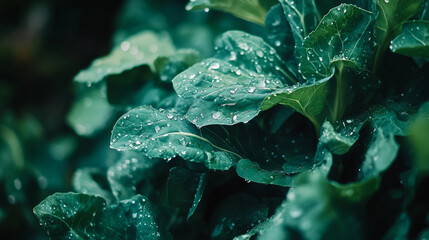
left=33, top=0, right=429, bottom=239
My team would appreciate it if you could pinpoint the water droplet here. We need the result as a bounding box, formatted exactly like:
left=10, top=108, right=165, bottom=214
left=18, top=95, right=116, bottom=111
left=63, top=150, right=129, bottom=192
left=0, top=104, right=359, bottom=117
left=275, top=41, right=281, bottom=47
left=209, top=62, right=220, bottom=70
left=212, top=112, right=222, bottom=119
left=256, top=51, right=264, bottom=58
left=384, top=0, right=389, bottom=3
left=155, top=126, right=161, bottom=133
left=121, top=41, right=130, bottom=51
left=235, top=69, right=241, bottom=75
left=248, top=87, right=256, bottom=93
left=204, top=8, right=209, bottom=12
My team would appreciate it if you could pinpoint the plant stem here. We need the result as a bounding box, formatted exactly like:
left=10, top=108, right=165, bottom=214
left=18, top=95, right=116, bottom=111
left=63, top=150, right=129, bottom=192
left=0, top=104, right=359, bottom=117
left=332, top=62, right=345, bottom=122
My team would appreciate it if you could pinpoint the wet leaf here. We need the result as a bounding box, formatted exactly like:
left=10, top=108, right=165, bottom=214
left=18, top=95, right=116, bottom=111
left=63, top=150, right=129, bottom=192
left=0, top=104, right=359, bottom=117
left=300, top=4, right=374, bottom=79
left=110, top=106, right=241, bottom=170
left=74, top=31, right=175, bottom=84
left=390, top=20, right=429, bottom=59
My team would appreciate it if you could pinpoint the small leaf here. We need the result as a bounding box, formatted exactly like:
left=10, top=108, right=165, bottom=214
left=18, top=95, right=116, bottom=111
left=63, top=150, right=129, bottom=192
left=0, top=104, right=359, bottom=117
left=33, top=193, right=121, bottom=239
left=74, top=31, right=175, bottom=84
left=236, top=159, right=294, bottom=187
left=390, top=20, right=429, bottom=59
left=185, top=0, right=277, bottom=25
left=110, top=106, right=241, bottom=170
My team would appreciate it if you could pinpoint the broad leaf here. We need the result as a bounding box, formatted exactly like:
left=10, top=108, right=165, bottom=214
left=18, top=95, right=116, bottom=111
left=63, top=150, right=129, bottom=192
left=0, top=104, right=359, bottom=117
left=390, top=20, right=429, bottom=58
left=408, top=101, right=429, bottom=173
left=110, top=106, right=241, bottom=170
left=185, top=0, right=277, bottom=25
left=300, top=4, right=374, bottom=79
left=173, top=30, right=334, bottom=130
left=33, top=193, right=124, bottom=239
left=74, top=31, right=175, bottom=84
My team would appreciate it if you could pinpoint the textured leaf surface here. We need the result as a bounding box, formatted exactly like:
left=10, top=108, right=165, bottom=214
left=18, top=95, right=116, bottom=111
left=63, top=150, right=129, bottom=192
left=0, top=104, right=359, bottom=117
left=33, top=193, right=171, bottom=240
left=110, top=106, right=241, bottom=170
left=186, top=0, right=277, bottom=25
left=74, top=31, right=175, bottom=84
left=300, top=4, right=374, bottom=79
left=33, top=193, right=123, bottom=240
left=390, top=20, right=429, bottom=58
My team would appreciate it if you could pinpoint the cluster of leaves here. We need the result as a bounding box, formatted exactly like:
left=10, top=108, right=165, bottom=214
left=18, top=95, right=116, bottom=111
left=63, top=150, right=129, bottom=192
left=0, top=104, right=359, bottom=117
left=34, top=0, right=429, bottom=239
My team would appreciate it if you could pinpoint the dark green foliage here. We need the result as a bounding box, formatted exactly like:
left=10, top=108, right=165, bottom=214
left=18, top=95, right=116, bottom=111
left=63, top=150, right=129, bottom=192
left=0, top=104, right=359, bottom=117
left=31, top=0, right=429, bottom=239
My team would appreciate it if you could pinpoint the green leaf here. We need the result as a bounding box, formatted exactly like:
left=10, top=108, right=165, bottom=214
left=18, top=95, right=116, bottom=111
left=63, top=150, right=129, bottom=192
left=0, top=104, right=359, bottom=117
left=73, top=168, right=115, bottom=203
left=236, top=159, right=294, bottom=187
left=359, top=110, right=408, bottom=179
left=110, top=106, right=241, bottom=170
left=34, top=193, right=171, bottom=240
left=66, top=86, right=115, bottom=137
left=118, top=195, right=172, bottom=240
left=279, top=0, right=320, bottom=53
left=107, top=151, right=161, bottom=201
left=373, top=0, right=425, bottom=71
left=390, top=20, right=429, bottom=58
left=210, top=193, right=269, bottom=240
left=300, top=4, right=374, bottom=79
left=264, top=4, right=297, bottom=73
left=166, top=167, right=206, bottom=219
left=173, top=30, right=334, bottom=130
left=74, top=31, right=175, bottom=84
left=33, top=193, right=124, bottom=239
left=319, top=120, right=364, bottom=155
left=185, top=0, right=277, bottom=25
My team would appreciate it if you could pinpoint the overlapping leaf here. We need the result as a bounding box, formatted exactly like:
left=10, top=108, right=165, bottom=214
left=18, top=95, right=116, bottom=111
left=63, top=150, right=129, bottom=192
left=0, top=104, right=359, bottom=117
left=110, top=106, right=241, bottom=170
left=34, top=193, right=171, bottom=240
left=390, top=20, right=429, bottom=58
left=74, top=31, right=175, bottom=84
left=300, top=4, right=374, bottom=79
